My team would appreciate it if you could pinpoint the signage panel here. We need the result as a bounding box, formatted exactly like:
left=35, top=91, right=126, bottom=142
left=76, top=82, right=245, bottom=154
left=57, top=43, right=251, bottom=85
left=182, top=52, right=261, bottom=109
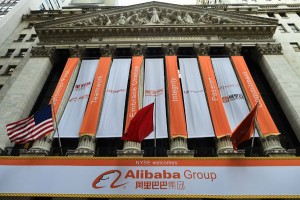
left=0, top=157, right=299, bottom=198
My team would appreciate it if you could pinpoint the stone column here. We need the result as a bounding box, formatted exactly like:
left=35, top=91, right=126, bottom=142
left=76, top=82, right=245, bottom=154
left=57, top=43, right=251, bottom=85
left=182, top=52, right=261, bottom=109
left=24, top=45, right=86, bottom=156
left=70, top=45, right=115, bottom=156
left=255, top=43, right=297, bottom=156
left=162, top=44, right=194, bottom=157
left=0, top=46, right=55, bottom=154
left=118, top=44, right=146, bottom=157
left=193, top=43, right=244, bottom=157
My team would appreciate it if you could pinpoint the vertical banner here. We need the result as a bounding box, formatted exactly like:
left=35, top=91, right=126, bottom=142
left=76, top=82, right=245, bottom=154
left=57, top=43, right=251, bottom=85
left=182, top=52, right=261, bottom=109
left=211, top=58, right=258, bottom=137
left=55, top=60, right=98, bottom=138
left=79, top=57, right=112, bottom=136
left=51, top=58, right=80, bottom=114
left=97, top=59, right=131, bottom=138
left=231, top=56, right=279, bottom=136
left=143, top=59, right=168, bottom=139
left=179, top=58, right=214, bottom=138
left=198, top=56, right=231, bottom=138
left=165, top=56, right=187, bottom=139
left=124, top=56, right=144, bottom=132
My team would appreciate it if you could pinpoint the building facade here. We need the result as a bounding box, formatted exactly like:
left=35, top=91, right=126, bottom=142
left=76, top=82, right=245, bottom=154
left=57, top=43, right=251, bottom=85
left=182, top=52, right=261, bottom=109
left=0, top=0, right=300, bottom=198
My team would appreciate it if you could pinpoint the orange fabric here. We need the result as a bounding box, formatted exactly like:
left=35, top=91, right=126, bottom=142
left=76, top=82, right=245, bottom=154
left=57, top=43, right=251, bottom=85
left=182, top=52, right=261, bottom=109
left=51, top=58, right=79, bottom=114
left=231, top=102, right=258, bottom=149
left=198, top=56, right=231, bottom=138
left=165, top=56, right=187, bottom=138
left=124, top=56, right=144, bottom=132
left=231, top=56, right=279, bottom=136
left=79, top=57, right=112, bottom=136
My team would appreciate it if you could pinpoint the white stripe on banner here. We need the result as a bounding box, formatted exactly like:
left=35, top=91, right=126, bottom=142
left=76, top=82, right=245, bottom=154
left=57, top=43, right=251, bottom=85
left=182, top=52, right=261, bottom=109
left=55, top=60, right=98, bottom=138
left=143, top=59, right=168, bottom=139
left=96, top=59, right=131, bottom=138
left=179, top=58, right=215, bottom=138
left=211, top=58, right=258, bottom=137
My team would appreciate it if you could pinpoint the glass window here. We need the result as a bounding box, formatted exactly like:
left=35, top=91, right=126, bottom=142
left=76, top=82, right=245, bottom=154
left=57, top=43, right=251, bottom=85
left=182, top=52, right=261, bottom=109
left=277, top=24, right=287, bottom=33
left=279, top=12, right=288, bottom=18
left=17, top=49, right=28, bottom=57
left=3, top=65, right=17, bottom=76
left=4, top=49, right=14, bottom=57
left=26, top=23, right=34, bottom=29
left=27, top=34, right=37, bottom=41
left=39, top=3, right=46, bottom=10
left=15, top=34, right=26, bottom=42
left=267, top=12, right=275, bottom=18
left=288, top=24, right=300, bottom=33
left=290, top=43, right=300, bottom=52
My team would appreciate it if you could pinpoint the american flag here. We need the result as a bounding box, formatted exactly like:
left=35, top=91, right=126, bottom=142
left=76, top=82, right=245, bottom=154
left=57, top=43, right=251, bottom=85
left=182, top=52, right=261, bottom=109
left=6, top=105, right=54, bottom=144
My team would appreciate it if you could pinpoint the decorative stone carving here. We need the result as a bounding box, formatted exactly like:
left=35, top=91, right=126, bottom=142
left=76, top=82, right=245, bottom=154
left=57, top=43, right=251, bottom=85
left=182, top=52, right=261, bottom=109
left=23, top=135, right=53, bottom=156
left=256, top=43, right=283, bottom=56
left=167, top=138, right=195, bottom=157
left=69, top=45, right=86, bottom=58
left=39, top=37, right=92, bottom=45
left=100, top=44, right=116, bottom=57
left=261, top=135, right=294, bottom=156
left=218, top=35, right=272, bottom=40
left=31, top=46, right=56, bottom=63
left=162, top=43, right=179, bottom=55
left=61, top=7, right=248, bottom=27
left=224, top=43, right=242, bottom=56
left=216, top=135, right=245, bottom=157
left=117, top=141, right=144, bottom=157
left=193, top=43, right=210, bottom=55
left=72, top=135, right=96, bottom=156
left=131, top=44, right=147, bottom=56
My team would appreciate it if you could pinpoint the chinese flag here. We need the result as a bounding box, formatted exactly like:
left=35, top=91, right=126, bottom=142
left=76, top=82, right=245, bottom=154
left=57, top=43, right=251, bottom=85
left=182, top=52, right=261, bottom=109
left=121, top=103, right=154, bottom=143
left=230, top=102, right=259, bottom=149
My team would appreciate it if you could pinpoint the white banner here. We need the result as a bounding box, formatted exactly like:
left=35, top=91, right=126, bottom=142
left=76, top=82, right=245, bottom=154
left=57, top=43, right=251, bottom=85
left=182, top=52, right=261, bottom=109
left=143, top=59, right=168, bottom=139
left=96, top=59, right=131, bottom=138
left=55, top=60, right=98, bottom=138
left=179, top=58, right=214, bottom=138
left=0, top=158, right=300, bottom=198
left=211, top=58, right=258, bottom=136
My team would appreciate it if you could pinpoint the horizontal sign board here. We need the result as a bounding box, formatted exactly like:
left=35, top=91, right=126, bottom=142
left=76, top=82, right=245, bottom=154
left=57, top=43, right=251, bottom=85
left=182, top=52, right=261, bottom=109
left=0, top=157, right=299, bottom=198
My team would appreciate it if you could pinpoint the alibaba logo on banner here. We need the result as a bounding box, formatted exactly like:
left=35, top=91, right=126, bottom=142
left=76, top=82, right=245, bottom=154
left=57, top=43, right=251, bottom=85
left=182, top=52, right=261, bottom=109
left=92, top=170, right=128, bottom=189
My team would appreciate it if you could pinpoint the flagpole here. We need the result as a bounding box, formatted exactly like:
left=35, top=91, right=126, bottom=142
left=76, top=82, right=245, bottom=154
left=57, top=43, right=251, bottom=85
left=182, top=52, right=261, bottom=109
left=250, top=96, right=260, bottom=156
left=154, top=95, right=157, bottom=157
left=51, top=97, right=63, bottom=156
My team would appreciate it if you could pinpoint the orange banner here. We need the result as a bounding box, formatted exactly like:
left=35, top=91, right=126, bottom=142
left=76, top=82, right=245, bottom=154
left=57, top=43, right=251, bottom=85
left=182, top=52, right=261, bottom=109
left=198, top=56, right=231, bottom=138
left=231, top=56, right=279, bottom=136
left=79, top=57, right=112, bottom=136
left=51, top=58, right=79, bottom=114
left=165, top=56, right=187, bottom=138
left=124, top=56, right=144, bottom=132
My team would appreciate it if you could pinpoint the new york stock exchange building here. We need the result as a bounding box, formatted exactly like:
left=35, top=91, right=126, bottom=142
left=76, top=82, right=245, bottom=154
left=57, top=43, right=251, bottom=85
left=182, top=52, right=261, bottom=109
left=1, top=1, right=300, bottom=199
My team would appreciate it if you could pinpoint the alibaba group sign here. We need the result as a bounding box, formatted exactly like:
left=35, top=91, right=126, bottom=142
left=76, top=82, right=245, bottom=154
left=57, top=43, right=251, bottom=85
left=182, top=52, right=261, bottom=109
left=92, top=170, right=128, bottom=189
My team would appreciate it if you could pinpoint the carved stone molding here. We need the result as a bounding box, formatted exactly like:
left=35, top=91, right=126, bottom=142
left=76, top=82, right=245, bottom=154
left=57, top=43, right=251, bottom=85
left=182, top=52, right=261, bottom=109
left=131, top=44, right=147, bottom=56
left=100, top=44, right=116, bottom=57
left=216, top=135, right=245, bottom=157
left=31, top=46, right=56, bottom=63
left=256, top=43, right=283, bottom=56
left=193, top=43, right=210, bottom=55
left=162, top=43, right=179, bottom=55
left=224, top=43, right=242, bottom=56
left=261, top=135, right=294, bottom=156
left=69, top=45, right=86, bottom=58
